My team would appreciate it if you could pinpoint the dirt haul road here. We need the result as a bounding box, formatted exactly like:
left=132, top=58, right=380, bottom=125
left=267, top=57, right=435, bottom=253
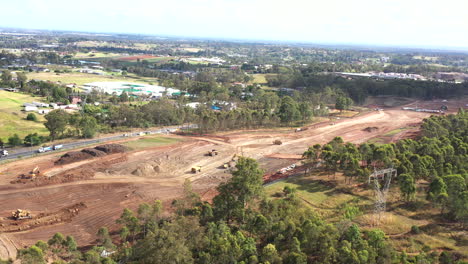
left=0, top=107, right=436, bottom=256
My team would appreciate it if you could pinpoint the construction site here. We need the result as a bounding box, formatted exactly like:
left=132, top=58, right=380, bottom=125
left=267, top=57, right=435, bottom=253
left=0, top=98, right=465, bottom=260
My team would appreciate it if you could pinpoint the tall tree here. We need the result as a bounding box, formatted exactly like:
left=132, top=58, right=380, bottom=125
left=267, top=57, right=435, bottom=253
left=44, top=110, right=69, bottom=140
left=213, top=157, right=264, bottom=222
left=398, top=173, right=416, bottom=201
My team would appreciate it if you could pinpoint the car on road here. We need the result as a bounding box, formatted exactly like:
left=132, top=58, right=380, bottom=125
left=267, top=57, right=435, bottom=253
left=0, top=149, right=8, bottom=157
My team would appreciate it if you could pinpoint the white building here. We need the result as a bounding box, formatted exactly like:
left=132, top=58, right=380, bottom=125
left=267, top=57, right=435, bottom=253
left=24, top=105, right=38, bottom=112
left=82, top=82, right=180, bottom=98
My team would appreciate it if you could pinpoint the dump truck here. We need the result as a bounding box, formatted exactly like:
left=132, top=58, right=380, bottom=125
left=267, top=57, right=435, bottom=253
left=191, top=166, right=202, bottom=173
left=207, top=149, right=218, bottom=156
left=11, top=209, right=32, bottom=220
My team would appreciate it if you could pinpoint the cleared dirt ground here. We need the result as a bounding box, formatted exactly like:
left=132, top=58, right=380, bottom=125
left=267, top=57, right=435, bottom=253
left=0, top=99, right=464, bottom=259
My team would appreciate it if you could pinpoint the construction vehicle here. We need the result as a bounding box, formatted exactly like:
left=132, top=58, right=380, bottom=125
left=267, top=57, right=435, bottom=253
left=191, top=166, right=202, bottom=173
left=20, top=166, right=40, bottom=179
left=223, top=161, right=236, bottom=168
left=11, top=209, right=32, bottom=220
left=207, top=149, right=218, bottom=156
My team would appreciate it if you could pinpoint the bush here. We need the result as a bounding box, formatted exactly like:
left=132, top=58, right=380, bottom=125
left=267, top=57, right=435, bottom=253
left=26, top=113, right=38, bottom=122
left=24, top=133, right=43, bottom=146
left=8, top=134, right=22, bottom=147
left=411, top=225, right=421, bottom=234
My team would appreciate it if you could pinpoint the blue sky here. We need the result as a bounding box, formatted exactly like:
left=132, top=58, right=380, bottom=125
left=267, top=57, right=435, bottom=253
left=1, top=0, right=467, bottom=49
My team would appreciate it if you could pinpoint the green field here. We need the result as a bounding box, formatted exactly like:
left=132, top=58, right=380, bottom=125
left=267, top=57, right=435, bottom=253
left=249, top=74, right=278, bottom=90
left=0, top=91, right=48, bottom=141
left=26, top=72, right=159, bottom=86
left=250, top=74, right=269, bottom=84
left=122, top=136, right=183, bottom=150
left=73, top=52, right=123, bottom=59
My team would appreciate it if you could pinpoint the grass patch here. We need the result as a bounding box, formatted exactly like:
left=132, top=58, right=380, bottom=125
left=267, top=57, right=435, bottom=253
left=27, top=72, right=158, bottom=86
left=265, top=175, right=359, bottom=219
left=384, top=127, right=408, bottom=137
left=73, top=52, right=122, bottom=59
left=122, top=136, right=183, bottom=150
left=0, top=91, right=48, bottom=141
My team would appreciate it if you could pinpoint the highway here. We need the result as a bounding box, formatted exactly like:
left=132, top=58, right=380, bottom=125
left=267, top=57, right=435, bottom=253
left=0, top=125, right=197, bottom=162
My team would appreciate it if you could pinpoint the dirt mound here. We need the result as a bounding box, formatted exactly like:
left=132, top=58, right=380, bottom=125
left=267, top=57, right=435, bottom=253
left=55, top=144, right=128, bottom=165
left=82, top=148, right=107, bottom=157
left=132, top=161, right=164, bottom=177
left=55, top=151, right=93, bottom=165
left=363, top=127, right=379, bottom=132
left=95, top=144, right=128, bottom=154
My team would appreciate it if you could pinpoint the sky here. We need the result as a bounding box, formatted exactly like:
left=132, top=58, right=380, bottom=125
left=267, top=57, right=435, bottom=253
left=1, top=0, right=468, bottom=49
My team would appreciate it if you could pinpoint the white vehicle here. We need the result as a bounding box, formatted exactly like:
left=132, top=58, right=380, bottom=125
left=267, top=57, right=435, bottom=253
left=38, top=145, right=62, bottom=153
left=38, top=146, right=53, bottom=153
left=53, top=145, right=63, bottom=150
left=0, top=150, right=8, bottom=157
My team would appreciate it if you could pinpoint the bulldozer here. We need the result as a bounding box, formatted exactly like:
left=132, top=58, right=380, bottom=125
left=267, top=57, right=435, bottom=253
left=11, top=209, right=32, bottom=220
left=207, top=149, right=218, bottom=156
left=191, top=166, right=202, bottom=173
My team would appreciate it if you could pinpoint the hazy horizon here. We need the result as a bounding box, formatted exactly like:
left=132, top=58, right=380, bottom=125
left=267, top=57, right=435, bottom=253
left=2, top=0, right=468, bottom=50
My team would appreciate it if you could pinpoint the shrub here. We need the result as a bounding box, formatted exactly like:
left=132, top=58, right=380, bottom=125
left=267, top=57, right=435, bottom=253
left=8, top=134, right=22, bottom=147
left=26, top=113, right=38, bottom=122
left=411, top=225, right=421, bottom=234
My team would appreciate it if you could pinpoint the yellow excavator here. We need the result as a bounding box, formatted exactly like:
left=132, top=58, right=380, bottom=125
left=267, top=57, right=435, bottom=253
left=20, top=166, right=40, bottom=179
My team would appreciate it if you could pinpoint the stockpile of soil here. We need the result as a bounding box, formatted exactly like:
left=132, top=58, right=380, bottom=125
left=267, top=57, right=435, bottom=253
left=132, top=161, right=163, bottom=177
left=95, top=144, right=128, bottom=154
left=55, top=151, right=94, bottom=165
left=363, top=127, right=379, bottom=132
left=55, top=144, right=128, bottom=165
left=82, top=148, right=106, bottom=157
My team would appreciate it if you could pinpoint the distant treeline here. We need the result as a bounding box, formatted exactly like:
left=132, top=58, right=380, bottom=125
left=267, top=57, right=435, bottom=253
left=267, top=72, right=468, bottom=104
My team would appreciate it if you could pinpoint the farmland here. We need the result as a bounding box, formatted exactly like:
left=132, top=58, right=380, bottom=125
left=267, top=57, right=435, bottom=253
left=0, top=90, right=48, bottom=141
